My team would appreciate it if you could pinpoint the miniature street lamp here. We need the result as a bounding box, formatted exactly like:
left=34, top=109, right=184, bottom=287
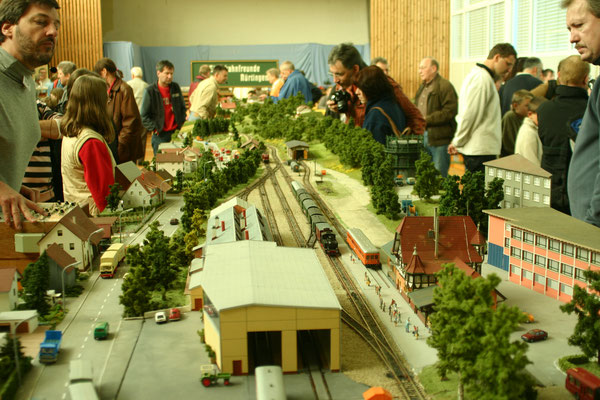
left=61, top=261, right=81, bottom=312
left=86, top=228, right=104, bottom=272
left=118, top=202, right=134, bottom=243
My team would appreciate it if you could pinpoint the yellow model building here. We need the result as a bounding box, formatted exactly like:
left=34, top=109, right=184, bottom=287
left=189, top=240, right=341, bottom=375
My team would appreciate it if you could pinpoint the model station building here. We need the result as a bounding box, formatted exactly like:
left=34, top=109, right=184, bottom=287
left=486, top=207, right=600, bottom=303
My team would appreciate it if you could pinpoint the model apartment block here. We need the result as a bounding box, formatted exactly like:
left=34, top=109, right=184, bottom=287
left=484, top=154, right=551, bottom=209
left=485, top=207, right=600, bottom=303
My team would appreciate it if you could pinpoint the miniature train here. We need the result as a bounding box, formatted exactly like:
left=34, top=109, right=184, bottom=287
left=290, top=181, right=340, bottom=256
left=346, top=228, right=381, bottom=269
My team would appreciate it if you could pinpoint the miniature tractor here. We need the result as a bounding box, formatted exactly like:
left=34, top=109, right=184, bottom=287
left=200, top=364, right=231, bottom=387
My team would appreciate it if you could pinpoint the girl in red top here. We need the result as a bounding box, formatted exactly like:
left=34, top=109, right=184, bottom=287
left=60, top=75, right=116, bottom=215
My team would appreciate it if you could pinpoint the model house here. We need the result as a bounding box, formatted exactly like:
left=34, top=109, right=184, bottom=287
left=160, top=146, right=202, bottom=173
left=486, top=207, right=600, bottom=303
left=188, top=240, right=341, bottom=375
left=0, top=310, right=39, bottom=333
left=38, top=206, right=103, bottom=271
left=155, top=152, right=185, bottom=177
left=45, top=244, right=77, bottom=293
left=0, top=268, right=19, bottom=311
left=390, top=213, right=485, bottom=293
left=115, top=161, right=142, bottom=191
left=120, top=168, right=171, bottom=209
left=484, top=154, right=552, bottom=209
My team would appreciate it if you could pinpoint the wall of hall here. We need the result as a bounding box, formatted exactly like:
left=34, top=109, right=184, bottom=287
left=101, top=0, right=369, bottom=47
left=370, top=0, right=451, bottom=99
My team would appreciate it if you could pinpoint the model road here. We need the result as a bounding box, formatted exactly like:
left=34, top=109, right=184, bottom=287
left=18, top=195, right=184, bottom=400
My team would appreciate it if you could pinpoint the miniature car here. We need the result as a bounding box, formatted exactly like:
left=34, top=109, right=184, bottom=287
left=521, top=329, right=548, bottom=342
left=170, top=218, right=179, bottom=225
left=523, top=312, right=534, bottom=323
left=406, top=177, right=416, bottom=185
left=169, top=308, right=181, bottom=321
left=155, top=311, right=167, bottom=324
left=394, top=177, right=405, bottom=186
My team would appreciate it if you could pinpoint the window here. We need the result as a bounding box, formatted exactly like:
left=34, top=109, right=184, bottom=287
left=547, top=278, right=559, bottom=290
left=139, top=191, right=142, bottom=196
left=504, top=238, right=510, bottom=248
left=523, top=270, right=533, bottom=280
left=535, top=273, right=545, bottom=285
left=523, top=251, right=533, bottom=263
left=511, top=247, right=522, bottom=259
left=514, top=188, right=520, bottom=197
left=536, top=235, right=547, bottom=249
left=543, top=195, right=550, bottom=205
left=511, top=229, right=522, bottom=240
left=524, top=174, right=531, bottom=184
left=544, top=178, right=551, bottom=188
left=497, top=169, right=504, bottom=178
left=511, top=264, right=521, bottom=275
left=505, top=201, right=512, bottom=208
left=69, top=243, right=74, bottom=250
left=515, top=172, right=521, bottom=182
left=561, top=263, right=573, bottom=277
left=535, top=255, right=546, bottom=267
left=575, top=268, right=587, bottom=282
left=562, top=243, right=574, bottom=257
left=505, top=186, right=512, bottom=195
left=524, top=190, right=530, bottom=200
left=58, top=243, right=63, bottom=249
left=523, top=232, right=534, bottom=244
left=549, top=239, right=560, bottom=252
left=560, top=283, right=573, bottom=296
left=488, top=167, right=495, bottom=177
left=506, top=171, right=513, bottom=180
left=533, top=192, right=540, bottom=202
left=57, top=229, right=63, bottom=237
left=577, top=248, right=589, bottom=262
left=533, top=177, right=541, bottom=186
left=548, top=259, right=559, bottom=272
left=593, top=252, right=600, bottom=266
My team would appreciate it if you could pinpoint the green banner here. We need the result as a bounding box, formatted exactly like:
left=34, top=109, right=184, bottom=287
left=190, top=60, right=279, bottom=87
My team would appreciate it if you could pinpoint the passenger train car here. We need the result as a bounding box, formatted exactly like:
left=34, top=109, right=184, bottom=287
left=346, top=228, right=380, bottom=268
left=290, top=181, right=340, bottom=256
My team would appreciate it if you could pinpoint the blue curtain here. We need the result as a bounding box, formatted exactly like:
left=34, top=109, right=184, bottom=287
left=103, top=42, right=370, bottom=87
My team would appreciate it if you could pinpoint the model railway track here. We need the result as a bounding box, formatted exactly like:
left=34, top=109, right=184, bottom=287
left=298, top=330, right=333, bottom=400
left=257, top=182, right=283, bottom=246
left=237, top=161, right=280, bottom=201
left=266, top=148, right=306, bottom=247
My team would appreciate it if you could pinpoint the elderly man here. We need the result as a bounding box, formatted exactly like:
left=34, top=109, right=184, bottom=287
left=415, top=57, right=458, bottom=177
left=127, top=66, right=149, bottom=111
left=141, top=60, right=187, bottom=155
left=565, top=0, right=600, bottom=226
left=326, top=43, right=425, bottom=134
left=371, top=57, right=389, bottom=75
left=273, top=61, right=312, bottom=103
left=189, top=64, right=228, bottom=121
left=448, top=43, right=517, bottom=173
left=55, top=60, right=75, bottom=88
left=0, top=0, right=59, bottom=229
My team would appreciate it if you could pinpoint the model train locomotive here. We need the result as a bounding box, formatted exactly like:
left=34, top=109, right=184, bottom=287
left=290, top=180, right=340, bottom=256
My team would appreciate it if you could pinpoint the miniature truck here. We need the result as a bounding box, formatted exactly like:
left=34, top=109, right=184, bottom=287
left=39, top=330, right=62, bottom=363
left=200, top=364, right=231, bottom=387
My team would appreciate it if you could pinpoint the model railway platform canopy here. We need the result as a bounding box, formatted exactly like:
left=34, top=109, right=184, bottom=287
left=189, top=240, right=341, bottom=374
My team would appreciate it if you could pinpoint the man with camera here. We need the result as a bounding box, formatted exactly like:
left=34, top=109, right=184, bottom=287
left=326, top=43, right=425, bottom=135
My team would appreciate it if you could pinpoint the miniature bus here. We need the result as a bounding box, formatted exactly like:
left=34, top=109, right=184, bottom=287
left=99, top=243, right=126, bottom=278
left=566, top=367, right=600, bottom=400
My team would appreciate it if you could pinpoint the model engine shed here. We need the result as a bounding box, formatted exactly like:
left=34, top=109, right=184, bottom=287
left=189, top=240, right=341, bottom=375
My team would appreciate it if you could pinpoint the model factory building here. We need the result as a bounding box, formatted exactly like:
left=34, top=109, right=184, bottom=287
left=189, top=240, right=341, bottom=375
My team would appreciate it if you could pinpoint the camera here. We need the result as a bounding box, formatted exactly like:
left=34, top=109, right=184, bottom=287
left=331, top=89, right=351, bottom=113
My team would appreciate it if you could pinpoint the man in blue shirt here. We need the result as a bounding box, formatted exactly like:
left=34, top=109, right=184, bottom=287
left=273, top=61, right=312, bottom=104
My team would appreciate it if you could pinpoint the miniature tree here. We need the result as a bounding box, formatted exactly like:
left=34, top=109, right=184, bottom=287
left=183, top=131, right=193, bottom=147
left=0, top=335, right=31, bottom=382
left=560, top=268, right=600, bottom=364
left=414, top=150, right=441, bottom=201
left=485, top=177, right=505, bottom=210
left=119, top=248, right=151, bottom=317
left=20, top=253, right=50, bottom=316
left=143, top=221, right=177, bottom=300
left=175, top=170, right=184, bottom=192
left=106, top=182, right=122, bottom=212
left=428, top=264, right=531, bottom=400
left=439, top=175, right=462, bottom=216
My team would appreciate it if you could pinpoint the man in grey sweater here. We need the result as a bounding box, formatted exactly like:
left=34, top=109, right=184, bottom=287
left=0, top=0, right=60, bottom=229
left=565, top=0, right=600, bottom=227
